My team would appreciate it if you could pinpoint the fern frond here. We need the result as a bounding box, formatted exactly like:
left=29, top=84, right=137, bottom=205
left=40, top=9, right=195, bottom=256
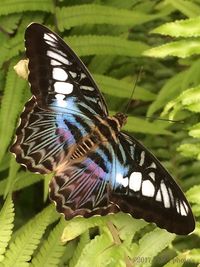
left=0, top=153, right=11, bottom=172
left=0, top=63, right=27, bottom=162
left=74, top=231, right=113, bottom=267
left=56, top=4, right=165, bottom=31
left=69, top=231, right=90, bottom=267
left=66, top=35, right=149, bottom=57
left=0, top=35, right=24, bottom=68
left=0, top=14, right=21, bottom=34
left=144, top=38, right=200, bottom=58
left=189, top=122, right=200, bottom=138
left=0, top=194, right=14, bottom=262
left=148, top=59, right=200, bottom=116
left=112, top=213, right=147, bottom=245
left=0, top=0, right=53, bottom=16
left=133, top=229, right=175, bottom=267
left=166, top=0, right=200, bottom=17
left=177, top=143, right=200, bottom=160
left=1, top=204, right=53, bottom=267
left=162, top=85, right=200, bottom=118
left=3, top=157, right=20, bottom=197
left=123, top=115, right=171, bottom=135
left=93, top=74, right=156, bottom=101
left=0, top=172, right=43, bottom=197
left=88, top=55, right=114, bottom=74
left=61, top=216, right=109, bottom=243
left=152, top=16, right=200, bottom=37
left=30, top=219, right=66, bottom=267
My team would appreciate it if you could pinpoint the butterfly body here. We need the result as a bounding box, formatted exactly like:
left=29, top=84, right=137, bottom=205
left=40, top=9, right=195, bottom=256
left=11, top=23, right=195, bottom=235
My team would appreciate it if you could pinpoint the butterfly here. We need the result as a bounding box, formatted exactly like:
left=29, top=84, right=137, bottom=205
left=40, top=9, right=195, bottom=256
left=10, top=23, right=195, bottom=235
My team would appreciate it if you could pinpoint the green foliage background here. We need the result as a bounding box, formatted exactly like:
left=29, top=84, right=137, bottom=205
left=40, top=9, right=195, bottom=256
left=0, top=0, right=200, bottom=266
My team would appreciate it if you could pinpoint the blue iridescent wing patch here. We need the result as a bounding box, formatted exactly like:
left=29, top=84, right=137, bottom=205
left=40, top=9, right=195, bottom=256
left=11, top=23, right=195, bottom=235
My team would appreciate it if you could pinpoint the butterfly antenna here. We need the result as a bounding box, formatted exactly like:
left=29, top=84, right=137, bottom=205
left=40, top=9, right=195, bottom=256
left=144, top=116, right=185, bottom=124
left=123, top=67, right=143, bottom=115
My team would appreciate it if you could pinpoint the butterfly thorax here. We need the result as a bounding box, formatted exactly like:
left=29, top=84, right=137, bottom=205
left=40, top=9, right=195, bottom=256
left=70, top=113, right=127, bottom=161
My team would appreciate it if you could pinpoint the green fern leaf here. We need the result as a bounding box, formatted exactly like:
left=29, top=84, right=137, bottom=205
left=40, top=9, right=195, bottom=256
left=148, top=59, right=200, bottom=116
left=112, top=213, right=147, bottom=245
left=30, top=219, right=66, bottom=267
left=1, top=204, right=53, bottom=267
left=177, top=143, right=200, bottom=160
left=163, top=252, right=189, bottom=267
left=122, top=115, right=171, bottom=135
left=74, top=231, right=113, bottom=267
left=186, top=185, right=200, bottom=206
left=133, top=229, right=175, bottom=267
left=61, top=216, right=109, bottom=243
left=0, top=153, right=11, bottom=172
left=0, top=63, right=27, bottom=162
left=66, top=35, right=149, bottom=57
left=189, top=122, right=200, bottom=138
left=93, top=74, right=156, bottom=101
left=56, top=4, right=165, bottom=31
left=69, top=231, right=90, bottom=267
left=3, top=157, right=20, bottom=197
left=144, top=38, right=200, bottom=58
left=0, top=195, right=14, bottom=262
left=162, top=85, right=200, bottom=118
left=151, top=16, right=200, bottom=37
left=0, top=14, right=21, bottom=34
left=186, top=249, right=200, bottom=264
left=0, top=0, right=53, bottom=16
left=0, top=172, right=44, bottom=197
left=165, top=0, right=200, bottom=17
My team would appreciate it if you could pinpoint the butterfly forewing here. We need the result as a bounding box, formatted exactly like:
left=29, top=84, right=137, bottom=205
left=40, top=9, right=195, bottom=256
left=11, top=23, right=195, bottom=235
left=25, top=23, right=108, bottom=117
left=111, top=132, right=195, bottom=235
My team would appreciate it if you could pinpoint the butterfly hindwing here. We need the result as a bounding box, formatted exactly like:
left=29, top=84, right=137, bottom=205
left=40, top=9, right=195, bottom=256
left=49, top=144, right=120, bottom=218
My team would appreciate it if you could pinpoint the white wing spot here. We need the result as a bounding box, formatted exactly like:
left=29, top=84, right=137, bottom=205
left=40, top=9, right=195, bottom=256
left=54, top=82, right=73, bottom=94
left=180, top=202, right=187, bottom=216
left=129, top=172, right=142, bottom=192
left=176, top=200, right=180, bottom=214
left=55, top=94, right=67, bottom=107
left=183, top=201, right=189, bottom=213
left=116, top=173, right=128, bottom=187
left=149, top=162, right=157, bottom=169
left=149, top=172, right=155, bottom=181
left=69, top=71, right=77, bottom=78
left=44, top=33, right=57, bottom=42
left=51, top=59, right=62, bottom=66
left=53, top=68, right=68, bottom=81
left=80, top=72, right=86, bottom=79
left=45, top=40, right=57, bottom=47
left=160, top=181, right=170, bottom=208
left=168, top=187, right=174, bottom=206
left=142, top=180, right=155, bottom=197
left=156, top=189, right=162, bottom=202
left=80, top=85, right=95, bottom=91
left=47, top=50, right=70, bottom=65
left=139, top=151, right=145, bottom=166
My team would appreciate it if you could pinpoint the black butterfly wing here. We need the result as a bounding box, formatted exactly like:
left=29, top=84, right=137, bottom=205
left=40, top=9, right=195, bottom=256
left=25, top=23, right=108, bottom=117
left=110, top=132, right=195, bottom=235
